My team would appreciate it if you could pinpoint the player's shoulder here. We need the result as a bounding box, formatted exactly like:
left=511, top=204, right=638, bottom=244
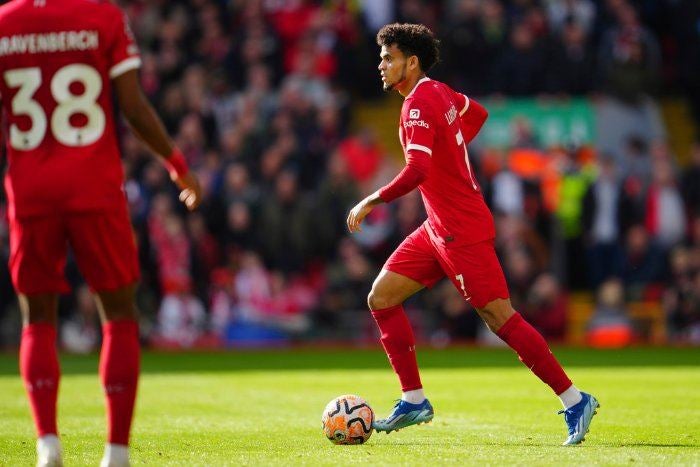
left=0, top=0, right=26, bottom=21
left=0, top=0, right=123, bottom=23
left=74, top=0, right=126, bottom=22
left=403, top=79, right=444, bottom=116
left=90, top=0, right=126, bottom=16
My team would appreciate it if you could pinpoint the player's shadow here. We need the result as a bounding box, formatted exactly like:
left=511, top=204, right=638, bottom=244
left=606, top=442, right=699, bottom=448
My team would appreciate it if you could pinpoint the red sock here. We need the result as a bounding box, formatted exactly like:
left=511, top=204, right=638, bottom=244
left=99, top=320, right=140, bottom=446
left=497, top=312, right=572, bottom=395
left=20, top=323, right=60, bottom=437
left=371, top=305, right=422, bottom=391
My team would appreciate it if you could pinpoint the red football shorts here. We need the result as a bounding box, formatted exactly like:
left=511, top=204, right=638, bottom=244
left=9, top=205, right=140, bottom=294
left=384, top=224, right=509, bottom=308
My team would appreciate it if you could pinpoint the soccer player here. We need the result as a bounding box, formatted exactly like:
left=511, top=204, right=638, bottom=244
left=346, top=23, right=599, bottom=445
left=0, top=0, right=201, bottom=465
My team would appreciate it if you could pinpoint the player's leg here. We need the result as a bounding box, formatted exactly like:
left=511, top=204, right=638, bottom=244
left=477, top=297, right=599, bottom=445
left=19, top=294, right=64, bottom=467
left=370, top=226, right=443, bottom=433
left=368, top=268, right=426, bottom=395
left=66, top=207, right=140, bottom=466
left=9, top=214, right=70, bottom=467
left=95, top=285, right=140, bottom=467
left=443, top=239, right=598, bottom=445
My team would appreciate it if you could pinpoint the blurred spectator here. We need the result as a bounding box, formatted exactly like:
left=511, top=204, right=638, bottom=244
left=681, top=142, right=700, bottom=219
left=547, top=19, right=595, bottom=94
left=546, top=0, right=596, bottom=35
left=523, top=273, right=568, bottom=340
left=315, top=152, right=360, bottom=257
left=442, top=0, right=489, bottom=95
left=316, top=238, right=375, bottom=337
left=669, top=0, right=700, bottom=127
left=582, top=156, right=635, bottom=287
left=556, top=145, right=592, bottom=289
left=480, top=0, right=509, bottom=95
left=336, top=129, right=383, bottom=186
left=148, top=195, right=193, bottom=294
left=430, top=280, right=482, bottom=344
left=620, top=224, right=666, bottom=301
left=359, top=0, right=395, bottom=34
left=188, top=212, right=221, bottom=300
left=644, top=159, right=687, bottom=250
left=491, top=161, right=525, bottom=217
left=663, top=246, right=700, bottom=343
left=154, top=291, right=208, bottom=349
left=257, top=170, right=313, bottom=271
left=620, top=135, right=651, bottom=196
left=495, top=21, right=547, bottom=95
left=60, top=285, right=100, bottom=354
left=587, top=278, right=634, bottom=347
left=598, top=3, right=661, bottom=104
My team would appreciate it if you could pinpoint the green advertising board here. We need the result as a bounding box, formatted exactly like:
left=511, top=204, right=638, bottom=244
left=477, top=98, right=596, bottom=148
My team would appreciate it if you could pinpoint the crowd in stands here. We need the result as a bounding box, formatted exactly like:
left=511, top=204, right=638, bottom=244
left=1, top=0, right=699, bottom=349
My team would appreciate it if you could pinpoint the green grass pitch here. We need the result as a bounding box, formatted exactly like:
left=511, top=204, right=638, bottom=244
left=1, top=347, right=699, bottom=465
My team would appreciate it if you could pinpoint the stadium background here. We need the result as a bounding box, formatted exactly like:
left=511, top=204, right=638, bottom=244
left=1, top=0, right=699, bottom=351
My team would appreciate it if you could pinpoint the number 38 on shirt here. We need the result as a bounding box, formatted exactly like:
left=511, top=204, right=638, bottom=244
left=4, top=64, right=105, bottom=150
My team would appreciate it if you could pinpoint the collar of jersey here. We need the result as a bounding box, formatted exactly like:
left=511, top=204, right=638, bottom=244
left=405, top=76, right=432, bottom=99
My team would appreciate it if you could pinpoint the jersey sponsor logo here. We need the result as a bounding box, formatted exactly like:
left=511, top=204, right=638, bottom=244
left=444, top=105, right=458, bottom=125
left=0, top=30, right=99, bottom=57
left=409, top=108, right=420, bottom=119
left=403, top=119, right=430, bottom=129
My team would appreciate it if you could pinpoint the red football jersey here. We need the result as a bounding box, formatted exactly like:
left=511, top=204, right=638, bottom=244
left=0, top=0, right=140, bottom=218
left=398, top=77, right=495, bottom=247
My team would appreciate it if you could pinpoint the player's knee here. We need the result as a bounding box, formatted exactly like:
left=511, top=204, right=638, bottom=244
left=367, top=288, right=395, bottom=311
left=476, top=299, right=514, bottom=332
left=476, top=308, right=498, bottom=332
left=96, top=285, right=138, bottom=322
left=18, top=294, right=59, bottom=326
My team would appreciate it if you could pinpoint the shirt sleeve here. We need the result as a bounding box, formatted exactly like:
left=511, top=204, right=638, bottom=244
left=460, top=98, right=488, bottom=143
left=452, top=91, right=470, bottom=117
left=106, top=7, right=141, bottom=79
left=377, top=150, right=431, bottom=202
left=402, top=97, right=436, bottom=157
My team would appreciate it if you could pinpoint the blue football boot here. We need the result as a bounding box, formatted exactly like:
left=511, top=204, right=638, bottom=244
left=559, top=392, right=600, bottom=445
left=373, top=399, right=434, bottom=434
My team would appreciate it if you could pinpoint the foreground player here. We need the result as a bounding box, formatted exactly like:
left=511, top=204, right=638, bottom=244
left=0, top=0, right=201, bottom=465
left=346, top=23, right=599, bottom=445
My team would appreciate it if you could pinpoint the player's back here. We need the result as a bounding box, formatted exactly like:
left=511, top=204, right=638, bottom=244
left=402, top=78, right=495, bottom=247
left=0, top=0, right=140, bottom=217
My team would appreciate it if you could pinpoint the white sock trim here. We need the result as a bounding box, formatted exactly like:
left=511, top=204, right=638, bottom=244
left=401, top=388, right=426, bottom=404
left=37, top=435, right=62, bottom=462
left=559, top=385, right=583, bottom=409
left=102, top=443, right=129, bottom=464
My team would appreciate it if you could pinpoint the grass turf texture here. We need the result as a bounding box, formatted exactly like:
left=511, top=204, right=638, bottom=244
left=1, top=348, right=699, bottom=466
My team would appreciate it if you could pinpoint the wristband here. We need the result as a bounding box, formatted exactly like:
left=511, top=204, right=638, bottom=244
left=164, top=148, right=189, bottom=180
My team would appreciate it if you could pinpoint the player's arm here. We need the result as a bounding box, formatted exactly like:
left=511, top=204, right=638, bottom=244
left=347, top=99, right=435, bottom=233
left=455, top=93, right=488, bottom=143
left=113, top=69, right=201, bottom=210
left=346, top=150, right=431, bottom=233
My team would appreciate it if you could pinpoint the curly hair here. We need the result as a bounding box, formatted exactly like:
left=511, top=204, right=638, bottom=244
left=376, top=23, right=441, bottom=72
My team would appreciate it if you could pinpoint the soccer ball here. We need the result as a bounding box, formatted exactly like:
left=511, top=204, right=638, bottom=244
left=321, top=394, right=374, bottom=445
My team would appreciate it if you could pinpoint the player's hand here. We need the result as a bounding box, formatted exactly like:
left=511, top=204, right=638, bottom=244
left=347, top=194, right=381, bottom=233
left=174, top=172, right=202, bottom=211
